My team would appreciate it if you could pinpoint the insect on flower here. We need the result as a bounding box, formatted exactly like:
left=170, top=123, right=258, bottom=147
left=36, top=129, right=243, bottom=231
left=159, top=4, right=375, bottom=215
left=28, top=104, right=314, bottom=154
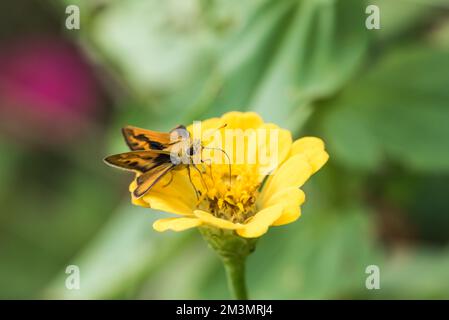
left=105, top=112, right=329, bottom=301
left=104, top=112, right=329, bottom=239
left=104, top=124, right=229, bottom=199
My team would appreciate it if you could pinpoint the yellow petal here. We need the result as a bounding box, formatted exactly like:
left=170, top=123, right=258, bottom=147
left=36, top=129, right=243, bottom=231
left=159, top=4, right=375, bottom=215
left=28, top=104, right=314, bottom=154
left=187, top=116, right=222, bottom=139
left=291, top=137, right=329, bottom=173
left=131, top=172, right=197, bottom=216
left=237, top=204, right=283, bottom=238
left=131, top=196, right=151, bottom=207
left=256, top=123, right=292, bottom=176
left=273, top=207, right=301, bottom=226
left=221, top=111, right=264, bottom=130
left=197, top=117, right=222, bottom=131
left=262, top=187, right=305, bottom=209
left=194, top=210, right=243, bottom=230
left=261, top=154, right=312, bottom=203
left=196, top=112, right=264, bottom=167
left=144, top=195, right=195, bottom=216
left=153, top=217, right=202, bottom=232
left=262, top=187, right=305, bottom=226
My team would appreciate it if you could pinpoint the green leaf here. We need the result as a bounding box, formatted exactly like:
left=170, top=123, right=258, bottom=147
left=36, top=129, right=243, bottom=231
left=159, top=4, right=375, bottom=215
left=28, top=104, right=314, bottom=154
left=44, top=204, right=194, bottom=299
left=203, top=0, right=298, bottom=116
left=88, top=0, right=263, bottom=125
left=357, top=248, right=449, bottom=299
left=371, top=0, right=446, bottom=41
left=248, top=0, right=369, bottom=129
left=322, top=47, right=449, bottom=172
left=85, top=0, right=368, bottom=131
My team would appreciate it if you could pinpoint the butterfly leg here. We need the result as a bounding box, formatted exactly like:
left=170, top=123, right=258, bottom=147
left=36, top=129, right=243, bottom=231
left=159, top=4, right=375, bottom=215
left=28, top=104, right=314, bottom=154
left=187, top=165, right=199, bottom=200
left=161, top=171, right=174, bottom=188
left=202, top=146, right=232, bottom=188
left=201, top=158, right=215, bottom=184
left=192, top=163, right=209, bottom=194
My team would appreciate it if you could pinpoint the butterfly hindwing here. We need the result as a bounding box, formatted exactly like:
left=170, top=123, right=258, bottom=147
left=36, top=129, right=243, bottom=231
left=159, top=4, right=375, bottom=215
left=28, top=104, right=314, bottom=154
left=133, top=162, right=175, bottom=198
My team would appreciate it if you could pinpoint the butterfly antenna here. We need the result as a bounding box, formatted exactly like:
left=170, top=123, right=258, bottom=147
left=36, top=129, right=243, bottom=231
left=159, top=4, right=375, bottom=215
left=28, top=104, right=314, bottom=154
left=203, top=147, right=232, bottom=188
left=203, top=123, right=228, bottom=142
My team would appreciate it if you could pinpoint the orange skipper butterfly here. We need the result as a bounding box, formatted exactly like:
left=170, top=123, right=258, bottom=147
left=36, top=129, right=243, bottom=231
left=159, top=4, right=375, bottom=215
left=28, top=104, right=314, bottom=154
left=104, top=125, right=202, bottom=198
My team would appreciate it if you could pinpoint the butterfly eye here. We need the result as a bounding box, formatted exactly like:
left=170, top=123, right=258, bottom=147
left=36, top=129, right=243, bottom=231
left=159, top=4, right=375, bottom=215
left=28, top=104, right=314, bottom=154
left=187, top=146, right=196, bottom=156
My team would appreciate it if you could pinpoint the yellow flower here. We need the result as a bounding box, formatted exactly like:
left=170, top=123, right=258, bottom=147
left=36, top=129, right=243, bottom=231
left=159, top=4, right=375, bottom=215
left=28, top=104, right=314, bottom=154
left=130, top=111, right=328, bottom=238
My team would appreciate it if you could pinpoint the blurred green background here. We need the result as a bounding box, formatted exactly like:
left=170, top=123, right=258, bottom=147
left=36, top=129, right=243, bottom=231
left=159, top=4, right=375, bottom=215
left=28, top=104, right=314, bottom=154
left=0, top=0, right=449, bottom=299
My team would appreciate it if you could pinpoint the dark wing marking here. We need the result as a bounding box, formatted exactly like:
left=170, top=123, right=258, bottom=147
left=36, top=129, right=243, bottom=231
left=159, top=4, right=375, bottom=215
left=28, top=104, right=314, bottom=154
left=122, top=126, right=172, bottom=151
left=104, top=151, right=171, bottom=173
left=133, top=162, right=175, bottom=198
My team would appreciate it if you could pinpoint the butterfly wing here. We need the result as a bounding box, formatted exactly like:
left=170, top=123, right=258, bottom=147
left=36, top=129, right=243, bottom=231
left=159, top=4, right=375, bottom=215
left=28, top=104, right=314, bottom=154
left=133, top=162, right=175, bottom=198
left=122, top=125, right=189, bottom=151
left=104, top=151, right=177, bottom=198
left=122, top=126, right=171, bottom=151
left=104, top=150, right=172, bottom=173
left=107, top=125, right=190, bottom=197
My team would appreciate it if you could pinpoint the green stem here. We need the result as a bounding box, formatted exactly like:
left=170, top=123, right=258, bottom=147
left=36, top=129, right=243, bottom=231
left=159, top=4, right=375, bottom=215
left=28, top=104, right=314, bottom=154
left=199, top=227, right=256, bottom=300
left=224, top=258, right=248, bottom=300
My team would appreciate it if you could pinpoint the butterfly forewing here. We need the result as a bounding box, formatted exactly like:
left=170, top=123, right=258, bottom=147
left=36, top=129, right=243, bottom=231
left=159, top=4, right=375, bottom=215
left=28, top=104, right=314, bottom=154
left=122, top=125, right=189, bottom=151
left=122, top=126, right=172, bottom=151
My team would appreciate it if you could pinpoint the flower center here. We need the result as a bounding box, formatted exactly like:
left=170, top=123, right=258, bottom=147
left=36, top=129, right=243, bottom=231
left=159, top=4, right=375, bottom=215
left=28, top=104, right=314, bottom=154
left=195, top=164, right=261, bottom=223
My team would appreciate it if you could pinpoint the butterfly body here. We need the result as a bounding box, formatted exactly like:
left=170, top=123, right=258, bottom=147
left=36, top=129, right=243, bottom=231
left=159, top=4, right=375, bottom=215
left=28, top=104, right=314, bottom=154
left=104, top=125, right=201, bottom=198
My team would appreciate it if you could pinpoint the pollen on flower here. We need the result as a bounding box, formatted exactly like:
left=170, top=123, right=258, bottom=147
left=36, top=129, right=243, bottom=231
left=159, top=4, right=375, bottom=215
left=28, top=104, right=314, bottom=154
left=195, top=164, right=261, bottom=223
